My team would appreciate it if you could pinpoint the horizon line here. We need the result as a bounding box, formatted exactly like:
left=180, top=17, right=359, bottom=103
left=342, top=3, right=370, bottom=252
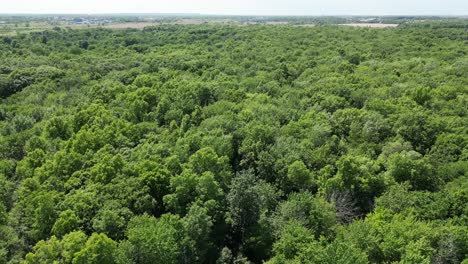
left=0, top=13, right=467, bottom=17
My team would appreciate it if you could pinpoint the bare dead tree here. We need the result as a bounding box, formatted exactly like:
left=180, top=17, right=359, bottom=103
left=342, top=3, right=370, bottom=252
left=327, top=190, right=360, bottom=224
left=432, top=234, right=459, bottom=264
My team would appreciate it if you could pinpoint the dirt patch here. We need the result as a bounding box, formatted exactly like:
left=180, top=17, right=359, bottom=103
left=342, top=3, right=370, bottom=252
left=339, top=23, right=399, bottom=28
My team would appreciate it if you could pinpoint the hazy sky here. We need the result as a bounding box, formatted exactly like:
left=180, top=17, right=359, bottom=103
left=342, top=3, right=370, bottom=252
left=1, top=0, right=467, bottom=16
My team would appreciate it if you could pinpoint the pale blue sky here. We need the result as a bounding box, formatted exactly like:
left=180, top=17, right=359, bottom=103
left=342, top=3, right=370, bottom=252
left=1, top=0, right=467, bottom=15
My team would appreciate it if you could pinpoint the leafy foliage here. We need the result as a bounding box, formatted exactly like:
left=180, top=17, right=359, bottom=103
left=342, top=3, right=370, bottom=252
left=0, top=20, right=466, bottom=263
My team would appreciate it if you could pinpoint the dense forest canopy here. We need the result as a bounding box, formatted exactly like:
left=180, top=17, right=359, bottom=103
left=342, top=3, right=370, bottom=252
left=0, top=20, right=467, bottom=263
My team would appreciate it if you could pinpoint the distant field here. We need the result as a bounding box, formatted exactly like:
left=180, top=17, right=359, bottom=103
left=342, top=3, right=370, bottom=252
left=0, top=20, right=235, bottom=35
left=101, top=22, right=161, bottom=29
left=339, top=23, right=399, bottom=28
left=0, top=20, right=404, bottom=35
left=174, top=19, right=206, bottom=25
left=0, top=21, right=93, bottom=36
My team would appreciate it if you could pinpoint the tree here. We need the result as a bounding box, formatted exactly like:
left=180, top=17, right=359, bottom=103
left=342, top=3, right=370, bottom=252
left=411, top=86, right=432, bottom=106
left=400, top=239, right=433, bottom=264
left=269, top=222, right=321, bottom=263
left=287, top=160, right=315, bottom=191
left=23, top=236, right=62, bottom=264
left=73, top=233, right=118, bottom=264
left=328, top=154, right=386, bottom=212
left=45, top=116, right=71, bottom=140
left=429, top=133, right=466, bottom=164
left=187, top=147, right=232, bottom=187
left=92, top=203, right=133, bottom=240
left=52, top=209, right=79, bottom=238
left=30, top=192, right=60, bottom=242
left=272, top=192, right=336, bottom=239
left=24, top=231, right=88, bottom=264
left=136, top=160, right=171, bottom=215
left=61, top=231, right=88, bottom=264
left=386, top=151, right=441, bottom=191
left=319, top=240, right=367, bottom=264
left=226, top=170, right=261, bottom=247
left=79, top=41, right=89, bottom=50
left=182, top=204, right=214, bottom=263
left=164, top=169, right=199, bottom=215
left=216, top=247, right=234, bottom=264
left=394, top=110, right=439, bottom=153
left=123, top=214, right=185, bottom=264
